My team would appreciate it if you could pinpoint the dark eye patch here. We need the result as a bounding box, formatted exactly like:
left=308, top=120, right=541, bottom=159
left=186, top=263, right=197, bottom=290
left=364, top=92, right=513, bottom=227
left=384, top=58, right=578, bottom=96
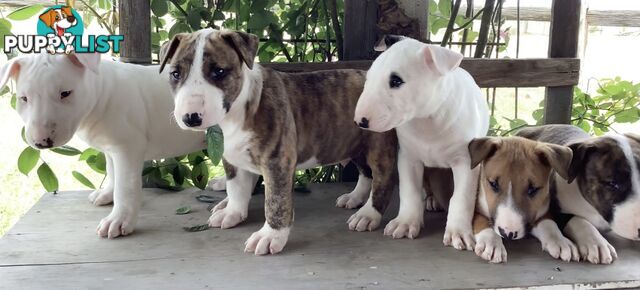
left=389, top=73, right=404, bottom=89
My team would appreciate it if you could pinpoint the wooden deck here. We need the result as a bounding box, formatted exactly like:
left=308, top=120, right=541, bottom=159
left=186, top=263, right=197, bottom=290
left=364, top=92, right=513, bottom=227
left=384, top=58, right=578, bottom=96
left=1, top=183, right=639, bottom=289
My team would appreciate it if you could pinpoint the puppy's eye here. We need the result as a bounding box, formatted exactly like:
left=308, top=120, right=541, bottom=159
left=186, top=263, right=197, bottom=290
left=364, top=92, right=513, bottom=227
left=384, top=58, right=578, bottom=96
left=211, top=67, right=227, bottom=80
left=604, top=180, right=620, bottom=191
left=20, top=96, right=28, bottom=103
left=389, top=73, right=404, bottom=89
left=170, top=70, right=181, bottom=81
left=488, top=179, right=500, bottom=193
left=60, top=90, right=72, bottom=99
left=527, top=184, right=540, bottom=198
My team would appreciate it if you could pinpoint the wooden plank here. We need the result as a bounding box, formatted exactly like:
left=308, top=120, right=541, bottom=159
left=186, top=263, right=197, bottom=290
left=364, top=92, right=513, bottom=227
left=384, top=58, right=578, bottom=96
left=118, top=0, right=151, bottom=64
left=264, top=58, right=580, bottom=88
left=544, top=0, right=581, bottom=125
left=2, top=186, right=640, bottom=289
left=343, top=0, right=379, bottom=60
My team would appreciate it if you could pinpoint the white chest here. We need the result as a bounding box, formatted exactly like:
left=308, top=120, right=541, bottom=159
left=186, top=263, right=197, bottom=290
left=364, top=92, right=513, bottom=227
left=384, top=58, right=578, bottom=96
left=221, top=123, right=260, bottom=174
left=397, top=126, right=469, bottom=168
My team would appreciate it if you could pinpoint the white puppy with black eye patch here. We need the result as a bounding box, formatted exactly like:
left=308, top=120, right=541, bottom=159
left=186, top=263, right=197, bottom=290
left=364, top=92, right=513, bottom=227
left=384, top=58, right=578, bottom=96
left=355, top=35, right=489, bottom=250
left=0, top=53, right=206, bottom=238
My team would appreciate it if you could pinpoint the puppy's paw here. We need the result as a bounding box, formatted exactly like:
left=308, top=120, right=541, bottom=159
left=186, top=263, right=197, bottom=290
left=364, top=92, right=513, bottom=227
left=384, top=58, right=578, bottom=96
left=474, top=229, right=507, bottom=263
left=383, top=214, right=422, bottom=239
left=424, top=195, right=443, bottom=212
left=336, top=192, right=366, bottom=209
left=208, top=200, right=247, bottom=229
left=97, top=208, right=138, bottom=239
left=244, top=223, right=290, bottom=255
left=541, top=235, right=579, bottom=262
left=577, top=238, right=618, bottom=264
left=206, top=176, right=227, bottom=191
left=443, top=221, right=475, bottom=251
left=88, top=188, right=113, bottom=206
left=347, top=204, right=382, bottom=231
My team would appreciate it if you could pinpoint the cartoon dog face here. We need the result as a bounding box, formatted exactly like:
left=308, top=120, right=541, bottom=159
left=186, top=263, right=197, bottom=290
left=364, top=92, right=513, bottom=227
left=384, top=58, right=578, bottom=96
left=469, top=137, right=573, bottom=240
left=0, top=53, right=101, bottom=149
left=158, top=29, right=258, bottom=130
left=39, top=7, right=78, bottom=36
left=568, top=134, right=640, bottom=240
left=354, top=35, right=463, bottom=132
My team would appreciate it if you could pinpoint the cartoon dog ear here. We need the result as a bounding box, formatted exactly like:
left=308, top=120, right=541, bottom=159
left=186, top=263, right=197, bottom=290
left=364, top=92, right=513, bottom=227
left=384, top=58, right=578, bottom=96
left=67, top=52, right=101, bottom=74
left=468, top=137, right=502, bottom=169
left=566, top=142, right=595, bottom=183
left=374, top=35, right=406, bottom=52
left=419, top=44, right=463, bottom=75
left=39, top=10, right=57, bottom=28
left=0, top=56, right=25, bottom=89
left=159, top=33, right=187, bottom=73
left=537, top=143, right=573, bottom=181
left=220, top=30, right=259, bottom=70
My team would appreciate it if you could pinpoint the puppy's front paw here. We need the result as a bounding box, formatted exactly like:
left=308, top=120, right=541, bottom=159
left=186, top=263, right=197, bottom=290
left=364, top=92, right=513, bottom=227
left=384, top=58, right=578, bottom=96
left=244, top=223, right=290, bottom=255
left=208, top=199, right=246, bottom=229
left=97, top=208, right=137, bottom=239
left=424, top=195, right=443, bottom=212
left=444, top=221, right=475, bottom=251
left=336, top=192, right=366, bottom=209
left=541, top=235, right=579, bottom=262
left=577, top=237, right=617, bottom=264
left=383, top=214, right=422, bottom=239
left=206, top=176, right=227, bottom=191
left=474, top=229, right=507, bottom=263
left=347, top=204, right=382, bottom=232
left=88, top=188, right=113, bottom=206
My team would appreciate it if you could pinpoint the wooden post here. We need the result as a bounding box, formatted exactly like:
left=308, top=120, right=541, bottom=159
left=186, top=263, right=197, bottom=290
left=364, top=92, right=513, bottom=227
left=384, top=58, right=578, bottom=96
left=119, top=0, right=151, bottom=64
left=543, top=0, right=581, bottom=124
left=343, top=0, right=379, bottom=60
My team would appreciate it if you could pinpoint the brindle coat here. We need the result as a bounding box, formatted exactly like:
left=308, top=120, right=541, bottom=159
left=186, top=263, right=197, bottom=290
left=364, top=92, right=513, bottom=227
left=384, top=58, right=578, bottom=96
left=160, top=30, right=398, bottom=233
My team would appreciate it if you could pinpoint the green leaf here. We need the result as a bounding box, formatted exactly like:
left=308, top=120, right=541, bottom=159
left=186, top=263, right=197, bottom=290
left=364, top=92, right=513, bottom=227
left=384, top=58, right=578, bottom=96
left=429, top=0, right=438, bottom=14
left=86, top=152, right=107, bottom=174
left=142, top=166, right=157, bottom=176
left=172, top=164, right=186, bottom=185
left=169, top=22, right=191, bottom=38
left=248, top=10, right=276, bottom=31
left=151, top=0, right=169, bottom=17
left=614, top=108, right=639, bottom=123
left=191, top=162, right=209, bottom=189
left=97, top=0, right=112, bottom=10
left=438, top=0, right=452, bottom=17
left=206, top=126, right=224, bottom=166
left=37, top=163, right=58, bottom=192
left=20, top=127, right=26, bottom=143
left=183, top=224, right=209, bottom=232
left=430, top=18, right=448, bottom=35
left=7, top=4, right=44, bottom=21
left=10, top=94, right=16, bottom=110
left=213, top=9, right=225, bottom=20
left=50, top=145, right=82, bottom=156
left=176, top=206, right=191, bottom=215
left=79, top=148, right=100, bottom=161
left=18, top=147, right=40, bottom=175
left=187, top=10, right=202, bottom=29
left=72, top=171, right=96, bottom=189
left=0, top=18, right=12, bottom=50
left=188, top=151, right=206, bottom=166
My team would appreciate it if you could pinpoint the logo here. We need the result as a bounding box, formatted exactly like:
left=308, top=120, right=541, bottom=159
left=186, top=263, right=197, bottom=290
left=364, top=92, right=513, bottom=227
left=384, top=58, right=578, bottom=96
left=3, top=5, right=123, bottom=54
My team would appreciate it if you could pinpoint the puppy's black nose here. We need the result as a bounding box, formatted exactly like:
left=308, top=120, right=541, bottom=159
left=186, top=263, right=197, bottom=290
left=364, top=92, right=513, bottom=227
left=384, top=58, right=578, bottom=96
left=357, top=117, right=369, bottom=129
left=182, top=113, right=203, bottom=127
left=34, top=138, right=54, bottom=149
left=498, top=227, right=518, bottom=240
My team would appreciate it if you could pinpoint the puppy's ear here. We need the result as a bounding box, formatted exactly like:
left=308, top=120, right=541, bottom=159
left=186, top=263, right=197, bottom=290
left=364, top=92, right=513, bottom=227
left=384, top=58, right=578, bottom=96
left=536, top=143, right=573, bottom=181
left=220, top=30, right=259, bottom=69
left=159, top=33, right=186, bottom=73
left=39, top=10, right=57, bottom=28
left=67, top=52, right=101, bottom=74
left=0, top=56, right=25, bottom=89
left=419, top=44, right=463, bottom=75
left=374, top=35, right=406, bottom=52
left=566, top=142, right=595, bottom=183
left=468, top=137, right=502, bottom=169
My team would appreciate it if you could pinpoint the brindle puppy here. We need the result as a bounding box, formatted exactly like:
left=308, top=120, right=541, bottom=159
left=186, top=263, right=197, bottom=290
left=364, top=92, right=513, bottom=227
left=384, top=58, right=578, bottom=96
left=159, top=29, right=397, bottom=255
left=518, top=124, right=640, bottom=264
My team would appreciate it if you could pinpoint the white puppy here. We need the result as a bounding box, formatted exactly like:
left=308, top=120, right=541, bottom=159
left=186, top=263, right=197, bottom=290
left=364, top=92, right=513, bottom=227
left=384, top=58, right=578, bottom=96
left=355, top=36, right=489, bottom=250
left=0, top=53, right=206, bottom=238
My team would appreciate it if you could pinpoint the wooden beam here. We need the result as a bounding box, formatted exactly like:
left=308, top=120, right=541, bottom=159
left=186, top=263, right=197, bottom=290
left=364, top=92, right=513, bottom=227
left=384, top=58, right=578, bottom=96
left=544, top=0, right=581, bottom=125
left=264, top=58, right=580, bottom=88
left=119, top=0, right=151, bottom=64
left=343, top=0, right=379, bottom=60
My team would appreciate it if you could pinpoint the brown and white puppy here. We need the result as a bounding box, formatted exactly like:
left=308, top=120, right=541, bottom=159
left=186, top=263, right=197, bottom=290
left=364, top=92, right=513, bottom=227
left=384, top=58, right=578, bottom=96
left=159, top=29, right=397, bottom=255
left=426, top=137, right=578, bottom=263
left=518, top=124, right=640, bottom=264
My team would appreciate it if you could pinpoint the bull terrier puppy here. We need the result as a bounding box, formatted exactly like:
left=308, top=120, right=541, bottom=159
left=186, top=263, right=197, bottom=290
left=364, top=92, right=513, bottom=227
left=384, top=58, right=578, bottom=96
left=466, top=136, right=578, bottom=263
left=0, top=53, right=207, bottom=238
left=159, top=29, right=397, bottom=255
left=518, top=124, right=640, bottom=264
left=355, top=35, right=489, bottom=250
